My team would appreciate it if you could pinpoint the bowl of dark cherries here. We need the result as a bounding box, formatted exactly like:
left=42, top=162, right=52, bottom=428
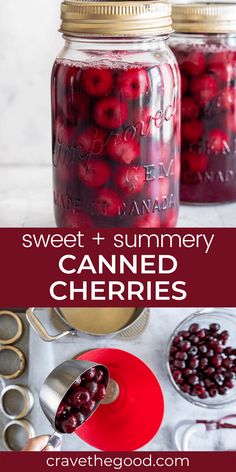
left=55, top=365, right=108, bottom=433
left=167, top=309, right=236, bottom=408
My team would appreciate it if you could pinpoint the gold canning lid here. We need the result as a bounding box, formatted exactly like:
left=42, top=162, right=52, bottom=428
left=60, top=1, right=173, bottom=36
left=172, top=3, right=236, bottom=34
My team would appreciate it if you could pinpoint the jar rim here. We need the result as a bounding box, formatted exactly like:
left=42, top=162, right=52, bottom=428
left=60, top=0, right=173, bottom=36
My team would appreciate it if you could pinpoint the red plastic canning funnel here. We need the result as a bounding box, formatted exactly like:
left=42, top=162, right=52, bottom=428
left=75, top=348, right=164, bottom=451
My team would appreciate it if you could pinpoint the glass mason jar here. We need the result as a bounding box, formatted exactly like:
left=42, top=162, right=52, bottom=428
left=51, top=1, right=180, bottom=228
left=170, top=3, right=236, bottom=204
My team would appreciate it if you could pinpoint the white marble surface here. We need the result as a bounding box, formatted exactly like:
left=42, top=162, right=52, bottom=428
left=0, top=165, right=236, bottom=227
left=1, top=308, right=236, bottom=452
left=0, top=1, right=61, bottom=166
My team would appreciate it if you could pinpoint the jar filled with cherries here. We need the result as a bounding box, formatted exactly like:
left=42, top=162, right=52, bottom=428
left=51, top=1, right=180, bottom=228
left=170, top=3, right=236, bottom=204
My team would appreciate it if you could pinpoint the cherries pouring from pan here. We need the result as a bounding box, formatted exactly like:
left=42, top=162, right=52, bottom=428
left=55, top=366, right=107, bottom=433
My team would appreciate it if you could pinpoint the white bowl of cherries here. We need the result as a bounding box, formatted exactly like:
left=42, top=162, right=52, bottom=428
left=167, top=309, right=236, bottom=408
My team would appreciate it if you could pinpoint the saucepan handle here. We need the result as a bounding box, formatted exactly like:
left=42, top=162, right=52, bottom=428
left=26, top=307, right=75, bottom=342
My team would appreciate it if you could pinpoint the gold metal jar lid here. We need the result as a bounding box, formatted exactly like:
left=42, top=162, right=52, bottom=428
left=172, top=3, right=236, bottom=34
left=60, top=1, right=173, bottom=36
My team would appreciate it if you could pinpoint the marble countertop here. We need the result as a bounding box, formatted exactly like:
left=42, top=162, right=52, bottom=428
left=1, top=307, right=236, bottom=452
left=1, top=165, right=236, bottom=227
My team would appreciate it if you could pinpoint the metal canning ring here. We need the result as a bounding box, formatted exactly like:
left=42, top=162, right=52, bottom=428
left=0, top=385, right=34, bottom=419
left=2, top=419, right=35, bottom=451
left=0, top=311, right=23, bottom=345
left=0, top=345, right=26, bottom=379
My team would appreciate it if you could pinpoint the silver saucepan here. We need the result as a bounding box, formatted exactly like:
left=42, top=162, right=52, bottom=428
left=26, top=307, right=148, bottom=342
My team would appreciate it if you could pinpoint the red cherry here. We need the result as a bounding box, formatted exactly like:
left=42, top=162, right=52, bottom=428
left=181, top=97, right=199, bottom=121
left=56, top=63, right=80, bottom=90
left=81, top=68, right=113, bottom=97
left=208, top=51, right=234, bottom=83
left=117, top=68, right=149, bottom=100
left=191, top=74, right=218, bottom=107
left=78, top=159, right=110, bottom=188
left=54, top=160, right=77, bottom=185
left=61, top=91, right=89, bottom=125
left=71, top=379, right=81, bottom=389
left=60, top=413, right=78, bottom=433
left=55, top=120, right=77, bottom=146
left=63, top=211, right=94, bottom=229
left=181, top=74, right=188, bottom=95
left=81, top=399, right=96, bottom=414
left=84, top=367, right=96, bottom=381
left=219, top=329, right=229, bottom=343
left=181, top=51, right=206, bottom=76
left=53, top=63, right=87, bottom=124
left=182, top=120, right=204, bottom=144
left=93, top=97, right=128, bottom=129
left=207, top=128, right=228, bottom=153
left=95, top=369, right=104, bottom=383
left=173, top=370, right=182, bottom=383
left=56, top=402, right=67, bottom=417
left=73, top=92, right=90, bottom=124
left=95, top=188, right=123, bottom=217
left=76, top=126, right=107, bottom=158
left=68, top=387, right=91, bottom=408
left=135, top=213, right=161, bottom=228
left=107, top=133, right=140, bottom=164
left=225, top=379, right=234, bottom=389
left=183, top=151, right=208, bottom=173
left=85, top=381, right=98, bottom=397
left=115, top=165, right=145, bottom=195
left=218, top=87, right=236, bottom=111
left=94, top=383, right=106, bottom=401
left=73, top=411, right=85, bottom=427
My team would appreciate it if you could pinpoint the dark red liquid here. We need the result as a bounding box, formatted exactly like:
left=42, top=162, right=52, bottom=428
left=51, top=60, right=180, bottom=228
left=172, top=43, right=236, bottom=204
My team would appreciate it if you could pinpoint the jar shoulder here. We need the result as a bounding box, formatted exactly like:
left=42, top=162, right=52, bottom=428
left=53, top=38, right=179, bottom=68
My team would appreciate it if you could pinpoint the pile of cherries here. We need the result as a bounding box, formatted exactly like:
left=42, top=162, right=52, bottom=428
left=52, top=59, right=179, bottom=228
left=55, top=366, right=107, bottom=433
left=169, top=322, right=236, bottom=400
left=173, top=44, right=236, bottom=203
